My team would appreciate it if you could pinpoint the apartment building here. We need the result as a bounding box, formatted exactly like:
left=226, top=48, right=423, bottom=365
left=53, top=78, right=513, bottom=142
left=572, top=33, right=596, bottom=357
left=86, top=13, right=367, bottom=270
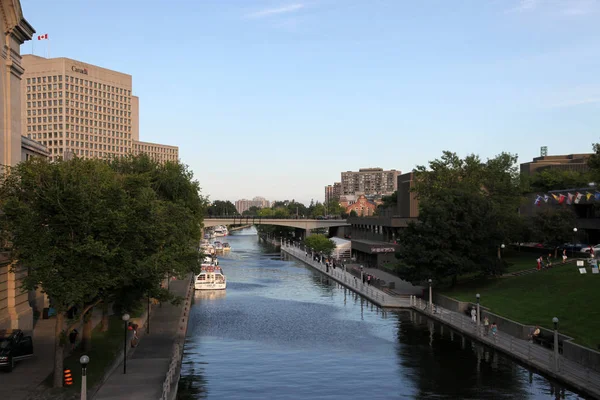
left=341, top=168, right=399, bottom=196
left=235, top=197, right=271, bottom=214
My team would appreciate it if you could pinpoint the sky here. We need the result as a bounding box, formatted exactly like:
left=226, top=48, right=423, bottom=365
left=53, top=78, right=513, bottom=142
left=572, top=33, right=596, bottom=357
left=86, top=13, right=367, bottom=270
left=21, top=0, right=600, bottom=205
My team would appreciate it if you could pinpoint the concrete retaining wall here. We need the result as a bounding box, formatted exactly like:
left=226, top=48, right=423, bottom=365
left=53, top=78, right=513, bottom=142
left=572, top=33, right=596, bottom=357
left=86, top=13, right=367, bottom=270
left=435, top=293, right=600, bottom=372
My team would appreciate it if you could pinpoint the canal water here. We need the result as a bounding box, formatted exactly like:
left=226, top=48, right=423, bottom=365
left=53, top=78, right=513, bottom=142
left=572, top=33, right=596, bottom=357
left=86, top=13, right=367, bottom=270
left=178, top=230, right=586, bottom=399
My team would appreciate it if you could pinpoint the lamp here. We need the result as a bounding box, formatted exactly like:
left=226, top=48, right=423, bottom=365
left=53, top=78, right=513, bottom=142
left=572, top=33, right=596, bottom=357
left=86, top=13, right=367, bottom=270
left=79, top=355, right=89, bottom=400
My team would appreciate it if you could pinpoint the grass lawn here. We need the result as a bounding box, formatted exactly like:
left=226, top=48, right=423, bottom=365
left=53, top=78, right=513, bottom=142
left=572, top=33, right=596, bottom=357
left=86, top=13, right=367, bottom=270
left=441, top=264, right=600, bottom=349
left=43, top=315, right=126, bottom=394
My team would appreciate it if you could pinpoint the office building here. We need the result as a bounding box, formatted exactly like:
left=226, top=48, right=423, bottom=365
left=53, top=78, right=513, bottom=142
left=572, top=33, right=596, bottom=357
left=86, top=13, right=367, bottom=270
left=520, top=154, right=592, bottom=176
left=133, top=140, right=178, bottom=164
left=341, top=168, right=399, bottom=197
left=20, top=55, right=178, bottom=163
left=1, top=0, right=38, bottom=331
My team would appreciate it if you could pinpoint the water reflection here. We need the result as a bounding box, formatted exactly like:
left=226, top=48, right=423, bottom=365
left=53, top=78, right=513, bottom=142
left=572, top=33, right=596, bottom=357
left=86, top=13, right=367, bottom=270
left=179, top=232, right=586, bottom=400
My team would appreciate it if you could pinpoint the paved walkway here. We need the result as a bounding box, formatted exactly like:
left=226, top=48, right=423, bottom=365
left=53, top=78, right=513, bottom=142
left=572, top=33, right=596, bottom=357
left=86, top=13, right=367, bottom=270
left=0, top=308, right=104, bottom=400
left=414, top=301, right=600, bottom=399
left=92, top=279, right=190, bottom=400
left=282, top=244, right=413, bottom=307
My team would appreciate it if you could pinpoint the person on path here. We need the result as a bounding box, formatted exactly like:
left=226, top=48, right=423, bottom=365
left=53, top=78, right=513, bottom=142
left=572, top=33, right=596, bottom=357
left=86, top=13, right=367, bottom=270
left=483, top=317, right=490, bottom=336
left=68, top=329, right=78, bottom=351
left=536, top=256, right=542, bottom=271
left=367, top=275, right=371, bottom=285
left=471, top=307, right=477, bottom=323
left=546, top=253, right=552, bottom=268
left=562, top=249, right=567, bottom=264
left=491, top=322, right=498, bottom=339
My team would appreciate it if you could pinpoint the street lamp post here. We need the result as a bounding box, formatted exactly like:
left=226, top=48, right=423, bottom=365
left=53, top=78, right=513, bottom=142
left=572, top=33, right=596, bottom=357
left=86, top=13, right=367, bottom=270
left=497, top=244, right=506, bottom=260
left=122, top=313, right=130, bottom=374
left=79, top=355, right=89, bottom=400
left=553, top=317, right=559, bottom=372
left=476, top=294, right=481, bottom=335
left=572, top=228, right=578, bottom=258
left=428, top=279, right=433, bottom=313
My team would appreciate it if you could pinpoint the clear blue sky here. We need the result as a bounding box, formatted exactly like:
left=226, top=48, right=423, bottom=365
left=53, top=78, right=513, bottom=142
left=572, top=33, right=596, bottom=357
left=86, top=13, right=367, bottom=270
left=22, top=0, right=600, bottom=205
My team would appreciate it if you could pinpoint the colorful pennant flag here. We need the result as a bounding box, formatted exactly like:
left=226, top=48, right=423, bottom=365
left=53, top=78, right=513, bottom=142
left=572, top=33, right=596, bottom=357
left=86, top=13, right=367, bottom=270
left=552, top=194, right=560, bottom=202
left=558, top=194, right=566, bottom=204
left=543, top=194, right=549, bottom=203
left=534, top=195, right=542, bottom=206
left=574, top=192, right=583, bottom=204
left=595, top=192, right=600, bottom=201
left=586, top=192, right=593, bottom=201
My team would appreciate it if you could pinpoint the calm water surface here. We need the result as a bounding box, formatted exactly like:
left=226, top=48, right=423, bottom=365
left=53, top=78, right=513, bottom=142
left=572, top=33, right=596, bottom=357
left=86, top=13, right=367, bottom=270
left=178, top=231, right=587, bottom=400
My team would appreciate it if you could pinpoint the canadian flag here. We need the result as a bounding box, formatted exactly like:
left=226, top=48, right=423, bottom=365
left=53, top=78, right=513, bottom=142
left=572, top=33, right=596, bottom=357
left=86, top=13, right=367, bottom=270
left=37, top=34, right=48, bottom=40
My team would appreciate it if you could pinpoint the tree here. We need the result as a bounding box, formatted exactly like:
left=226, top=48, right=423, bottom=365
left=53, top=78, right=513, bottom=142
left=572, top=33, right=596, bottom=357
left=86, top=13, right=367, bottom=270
left=530, top=209, right=576, bottom=257
left=349, top=210, right=358, bottom=217
left=528, top=169, right=591, bottom=192
left=395, top=152, right=523, bottom=286
left=207, top=200, right=237, bottom=216
left=242, top=206, right=260, bottom=216
left=0, top=158, right=127, bottom=387
left=324, top=200, right=345, bottom=217
left=311, top=203, right=326, bottom=218
left=304, top=234, right=336, bottom=255
left=378, top=191, right=398, bottom=209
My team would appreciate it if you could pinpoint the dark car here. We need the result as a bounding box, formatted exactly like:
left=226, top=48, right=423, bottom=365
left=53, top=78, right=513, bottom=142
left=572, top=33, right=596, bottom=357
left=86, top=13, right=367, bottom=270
left=0, top=329, right=33, bottom=372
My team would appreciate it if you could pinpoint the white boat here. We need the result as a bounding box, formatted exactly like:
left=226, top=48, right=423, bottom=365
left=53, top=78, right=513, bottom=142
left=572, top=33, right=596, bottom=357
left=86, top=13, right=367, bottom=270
left=223, top=242, right=231, bottom=251
left=194, top=264, right=226, bottom=290
left=214, top=241, right=224, bottom=252
left=200, top=243, right=215, bottom=255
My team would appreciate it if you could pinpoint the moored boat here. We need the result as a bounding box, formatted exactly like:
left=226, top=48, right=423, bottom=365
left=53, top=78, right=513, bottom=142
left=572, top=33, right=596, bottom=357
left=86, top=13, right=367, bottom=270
left=194, top=265, right=226, bottom=290
left=223, top=242, right=231, bottom=251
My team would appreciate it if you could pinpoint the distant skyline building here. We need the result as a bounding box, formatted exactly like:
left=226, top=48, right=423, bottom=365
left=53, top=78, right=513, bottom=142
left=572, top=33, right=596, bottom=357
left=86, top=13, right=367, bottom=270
left=324, top=182, right=341, bottom=204
left=341, top=168, right=400, bottom=197
left=20, top=55, right=177, bottom=163
left=235, top=196, right=271, bottom=214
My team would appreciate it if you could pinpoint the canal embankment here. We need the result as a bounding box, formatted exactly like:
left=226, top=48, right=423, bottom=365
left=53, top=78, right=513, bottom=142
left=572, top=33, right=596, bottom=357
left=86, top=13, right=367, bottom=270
left=282, top=241, right=600, bottom=399
left=281, top=243, right=411, bottom=308
left=92, top=276, right=193, bottom=400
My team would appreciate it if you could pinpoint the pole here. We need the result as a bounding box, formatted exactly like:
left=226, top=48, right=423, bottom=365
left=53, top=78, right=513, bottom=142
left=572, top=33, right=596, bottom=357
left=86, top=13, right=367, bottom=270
left=81, top=365, right=87, bottom=400
left=123, top=320, right=127, bottom=374
left=476, top=294, right=481, bottom=336
left=553, top=317, right=559, bottom=372
left=428, top=279, right=432, bottom=313
left=147, top=295, right=150, bottom=334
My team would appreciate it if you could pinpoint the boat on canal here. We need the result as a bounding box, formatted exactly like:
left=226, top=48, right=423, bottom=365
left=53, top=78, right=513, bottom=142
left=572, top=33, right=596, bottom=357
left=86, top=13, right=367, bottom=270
left=195, top=257, right=226, bottom=290
left=222, top=242, right=231, bottom=251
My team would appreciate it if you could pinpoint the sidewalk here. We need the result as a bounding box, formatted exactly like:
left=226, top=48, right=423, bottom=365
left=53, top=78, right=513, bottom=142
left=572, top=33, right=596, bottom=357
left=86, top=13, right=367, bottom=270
left=415, top=301, right=600, bottom=399
left=92, top=279, right=190, bottom=400
left=0, top=308, right=104, bottom=400
left=282, top=244, right=412, bottom=308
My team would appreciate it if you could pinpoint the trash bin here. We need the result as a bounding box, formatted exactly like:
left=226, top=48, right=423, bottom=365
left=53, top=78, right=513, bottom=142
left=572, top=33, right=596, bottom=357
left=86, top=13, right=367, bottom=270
left=388, top=282, right=395, bottom=289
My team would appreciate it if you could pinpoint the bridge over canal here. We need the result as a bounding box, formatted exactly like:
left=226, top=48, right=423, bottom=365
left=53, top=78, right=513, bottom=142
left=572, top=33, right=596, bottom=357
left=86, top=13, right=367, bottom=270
left=204, top=216, right=350, bottom=238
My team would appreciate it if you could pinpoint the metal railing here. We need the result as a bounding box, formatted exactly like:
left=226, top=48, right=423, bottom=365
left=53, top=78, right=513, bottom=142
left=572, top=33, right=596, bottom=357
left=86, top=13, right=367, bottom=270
left=411, top=299, right=600, bottom=398
left=281, top=242, right=409, bottom=308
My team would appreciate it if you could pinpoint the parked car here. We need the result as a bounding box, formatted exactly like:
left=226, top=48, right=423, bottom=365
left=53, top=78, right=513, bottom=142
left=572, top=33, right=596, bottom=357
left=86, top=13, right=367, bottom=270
left=0, top=329, right=33, bottom=372
left=559, top=243, right=589, bottom=253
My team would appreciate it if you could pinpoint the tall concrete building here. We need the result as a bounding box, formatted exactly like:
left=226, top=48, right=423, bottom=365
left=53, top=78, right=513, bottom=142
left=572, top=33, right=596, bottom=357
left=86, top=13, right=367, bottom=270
left=341, top=168, right=400, bottom=196
left=20, top=55, right=178, bottom=163
left=235, top=196, right=271, bottom=214
left=324, top=182, right=341, bottom=204
left=1, top=0, right=37, bottom=331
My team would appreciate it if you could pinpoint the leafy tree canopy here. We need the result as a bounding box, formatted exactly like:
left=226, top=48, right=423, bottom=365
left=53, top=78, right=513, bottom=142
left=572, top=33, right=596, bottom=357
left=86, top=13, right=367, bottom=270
left=395, top=151, right=523, bottom=286
left=304, top=234, right=336, bottom=255
left=207, top=200, right=237, bottom=216
left=528, top=169, right=591, bottom=192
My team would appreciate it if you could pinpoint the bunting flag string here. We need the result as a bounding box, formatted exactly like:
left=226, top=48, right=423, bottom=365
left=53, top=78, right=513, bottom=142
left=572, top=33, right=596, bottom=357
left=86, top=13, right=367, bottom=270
left=536, top=190, right=600, bottom=206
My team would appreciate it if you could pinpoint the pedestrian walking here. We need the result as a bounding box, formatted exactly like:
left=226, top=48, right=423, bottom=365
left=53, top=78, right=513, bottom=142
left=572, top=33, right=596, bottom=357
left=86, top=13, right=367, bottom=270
left=471, top=307, right=477, bottom=323
left=491, top=322, right=498, bottom=339
left=484, top=317, right=490, bottom=336
left=562, top=249, right=567, bottom=264
left=68, top=329, right=78, bottom=351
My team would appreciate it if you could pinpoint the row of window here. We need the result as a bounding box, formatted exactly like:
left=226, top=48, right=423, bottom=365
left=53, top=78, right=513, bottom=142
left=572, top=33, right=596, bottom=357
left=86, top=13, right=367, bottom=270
left=30, top=132, right=131, bottom=141
left=27, top=93, right=131, bottom=112
left=27, top=75, right=131, bottom=96
left=27, top=122, right=131, bottom=133
left=133, top=145, right=177, bottom=154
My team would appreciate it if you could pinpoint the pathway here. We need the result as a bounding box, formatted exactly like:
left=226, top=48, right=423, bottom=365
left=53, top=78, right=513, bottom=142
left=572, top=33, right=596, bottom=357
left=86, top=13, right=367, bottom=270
left=282, top=244, right=412, bottom=308
left=92, top=278, right=191, bottom=400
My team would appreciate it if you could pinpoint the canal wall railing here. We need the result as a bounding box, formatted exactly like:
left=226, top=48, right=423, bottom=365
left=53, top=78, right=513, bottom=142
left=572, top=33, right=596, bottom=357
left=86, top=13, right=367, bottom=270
left=258, top=234, right=281, bottom=248
left=281, top=243, right=411, bottom=308
left=160, top=275, right=194, bottom=400
left=410, top=298, right=600, bottom=399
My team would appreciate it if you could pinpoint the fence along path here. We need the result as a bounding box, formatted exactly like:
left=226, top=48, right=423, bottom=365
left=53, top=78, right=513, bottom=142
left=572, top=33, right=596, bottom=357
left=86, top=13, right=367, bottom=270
left=281, top=243, right=411, bottom=308
left=411, top=298, right=600, bottom=399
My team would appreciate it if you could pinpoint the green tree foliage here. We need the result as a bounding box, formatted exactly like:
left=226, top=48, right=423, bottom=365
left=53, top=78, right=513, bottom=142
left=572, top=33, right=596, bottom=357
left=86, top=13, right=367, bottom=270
left=304, top=234, right=336, bottom=255
left=528, top=169, right=591, bottom=192
left=349, top=210, right=358, bottom=217
left=311, top=203, right=326, bottom=218
left=0, top=155, right=206, bottom=387
left=395, top=151, right=523, bottom=286
left=325, top=200, right=345, bottom=217
left=378, top=191, right=398, bottom=209
left=530, top=209, right=576, bottom=256
left=242, top=206, right=260, bottom=216
left=207, top=200, right=237, bottom=216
